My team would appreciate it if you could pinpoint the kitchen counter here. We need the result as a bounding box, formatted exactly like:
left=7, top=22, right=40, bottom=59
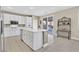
left=19, top=27, right=48, bottom=50
left=19, top=27, right=47, bottom=32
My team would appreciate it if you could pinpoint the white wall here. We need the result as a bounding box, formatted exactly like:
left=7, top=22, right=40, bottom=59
left=46, top=7, right=79, bottom=40
left=39, top=7, right=79, bottom=40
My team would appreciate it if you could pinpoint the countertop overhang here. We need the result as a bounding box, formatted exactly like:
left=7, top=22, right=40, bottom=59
left=19, top=27, right=47, bottom=32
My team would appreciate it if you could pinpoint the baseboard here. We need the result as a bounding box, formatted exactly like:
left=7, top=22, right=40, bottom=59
left=71, top=37, right=79, bottom=40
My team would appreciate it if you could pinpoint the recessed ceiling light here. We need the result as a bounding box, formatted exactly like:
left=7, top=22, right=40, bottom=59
left=29, top=7, right=35, bottom=10
left=7, top=7, right=13, bottom=9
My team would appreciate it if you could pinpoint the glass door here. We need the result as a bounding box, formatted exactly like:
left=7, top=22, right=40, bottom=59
left=48, top=16, right=53, bottom=35
left=47, top=16, right=54, bottom=44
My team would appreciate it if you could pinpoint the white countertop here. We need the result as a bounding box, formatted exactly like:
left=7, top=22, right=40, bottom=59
left=19, top=27, right=47, bottom=32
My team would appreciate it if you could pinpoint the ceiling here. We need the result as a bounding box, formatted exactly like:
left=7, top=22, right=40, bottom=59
left=1, top=6, right=74, bottom=16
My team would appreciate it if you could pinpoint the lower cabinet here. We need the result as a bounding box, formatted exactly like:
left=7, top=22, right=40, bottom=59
left=4, top=27, right=20, bottom=37
left=33, top=32, right=43, bottom=50
left=22, top=30, right=43, bottom=50
left=22, top=30, right=33, bottom=48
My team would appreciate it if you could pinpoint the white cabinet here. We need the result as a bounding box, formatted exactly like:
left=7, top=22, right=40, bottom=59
left=3, top=13, right=25, bottom=37
left=33, top=32, right=43, bottom=50
left=10, top=14, right=19, bottom=21
left=19, top=16, right=25, bottom=24
left=4, top=27, right=11, bottom=37
left=4, top=14, right=20, bottom=24
left=22, top=30, right=43, bottom=50
left=24, top=16, right=39, bottom=29
left=25, top=17, right=33, bottom=28
left=4, top=27, right=20, bottom=37
left=4, top=13, right=26, bottom=24
left=4, top=14, right=10, bottom=24
left=22, top=30, right=33, bottom=48
left=10, top=27, right=20, bottom=36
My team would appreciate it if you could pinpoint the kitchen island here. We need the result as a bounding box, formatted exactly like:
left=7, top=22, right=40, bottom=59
left=19, top=28, right=48, bottom=51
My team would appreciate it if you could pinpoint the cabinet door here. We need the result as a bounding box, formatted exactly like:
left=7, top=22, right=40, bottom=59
left=4, top=14, right=20, bottom=24
left=10, top=14, right=19, bottom=21
left=26, top=31, right=30, bottom=45
left=25, top=17, right=33, bottom=28
left=22, top=31, right=26, bottom=42
left=19, top=16, right=25, bottom=24
left=33, top=19, right=38, bottom=29
left=33, top=32, right=43, bottom=50
left=28, top=32, right=33, bottom=48
left=22, top=31, right=33, bottom=48
left=4, top=14, right=10, bottom=24
left=29, top=32, right=33, bottom=42
left=4, top=27, right=12, bottom=37
left=10, top=28, right=16, bottom=36
left=14, top=28, right=20, bottom=35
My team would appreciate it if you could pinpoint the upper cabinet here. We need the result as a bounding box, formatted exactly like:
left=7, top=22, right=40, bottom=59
left=4, top=13, right=11, bottom=24
left=18, top=16, right=25, bottom=24
left=3, top=13, right=25, bottom=25
left=3, top=13, right=39, bottom=29
left=10, top=14, right=19, bottom=21
left=25, top=16, right=33, bottom=28
left=4, top=13, right=19, bottom=24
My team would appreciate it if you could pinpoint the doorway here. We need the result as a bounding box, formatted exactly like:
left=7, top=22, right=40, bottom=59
left=43, top=16, right=55, bottom=45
